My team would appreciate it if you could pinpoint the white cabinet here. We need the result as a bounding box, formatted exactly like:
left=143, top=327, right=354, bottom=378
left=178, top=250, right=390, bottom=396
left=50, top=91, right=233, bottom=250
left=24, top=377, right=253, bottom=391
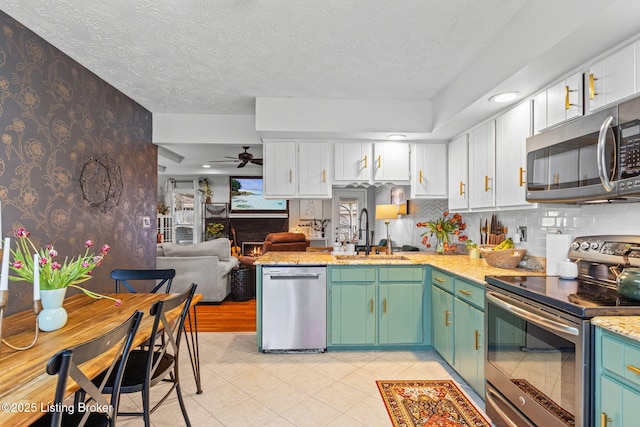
left=373, top=142, right=410, bottom=182
left=589, top=42, right=636, bottom=112
left=334, top=141, right=409, bottom=184
left=447, top=134, right=468, bottom=211
left=298, top=142, right=332, bottom=197
left=547, top=72, right=583, bottom=127
left=496, top=100, right=534, bottom=208
left=411, top=142, right=447, bottom=198
left=264, top=140, right=297, bottom=197
left=334, top=141, right=373, bottom=183
left=468, top=121, right=496, bottom=209
left=263, top=140, right=332, bottom=198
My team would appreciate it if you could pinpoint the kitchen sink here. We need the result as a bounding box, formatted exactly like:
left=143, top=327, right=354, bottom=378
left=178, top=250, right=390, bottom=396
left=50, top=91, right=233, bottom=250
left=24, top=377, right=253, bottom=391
left=333, top=254, right=411, bottom=261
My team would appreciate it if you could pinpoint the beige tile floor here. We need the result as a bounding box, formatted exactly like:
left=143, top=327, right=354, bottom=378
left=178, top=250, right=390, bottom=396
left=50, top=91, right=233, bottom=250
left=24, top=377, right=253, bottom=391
left=117, top=332, right=488, bottom=426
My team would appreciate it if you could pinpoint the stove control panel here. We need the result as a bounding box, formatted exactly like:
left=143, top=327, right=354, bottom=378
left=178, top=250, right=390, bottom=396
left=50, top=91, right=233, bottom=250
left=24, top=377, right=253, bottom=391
left=569, top=235, right=640, bottom=265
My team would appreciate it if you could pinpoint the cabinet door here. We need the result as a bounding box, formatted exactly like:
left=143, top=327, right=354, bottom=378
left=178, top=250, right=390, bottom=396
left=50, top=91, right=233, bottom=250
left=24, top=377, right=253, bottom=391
left=411, top=143, right=448, bottom=198
left=534, top=91, right=548, bottom=134
left=468, top=121, right=496, bottom=209
left=298, top=142, right=331, bottom=197
left=454, top=298, right=484, bottom=397
left=334, top=141, right=372, bottom=182
left=447, top=134, right=468, bottom=211
left=373, top=142, right=410, bottom=182
left=263, top=140, right=297, bottom=197
left=379, top=283, right=423, bottom=344
left=431, top=286, right=454, bottom=366
left=547, top=73, right=583, bottom=127
left=589, top=43, right=636, bottom=112
left=496, top=101, right=532, bottom=208
left=330, top=283, right=376, bottom=345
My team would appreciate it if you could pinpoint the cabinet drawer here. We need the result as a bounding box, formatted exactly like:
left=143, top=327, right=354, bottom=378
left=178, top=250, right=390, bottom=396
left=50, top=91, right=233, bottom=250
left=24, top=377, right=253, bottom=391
left=432, top=269, right=454, bottom=293
left=330, top=267, right=376, bottom=283
left=602, top=333, right=640, bottom=389
left=379, top=266, right=424, bottom=282
left=454, top=279, right=484, bottom=309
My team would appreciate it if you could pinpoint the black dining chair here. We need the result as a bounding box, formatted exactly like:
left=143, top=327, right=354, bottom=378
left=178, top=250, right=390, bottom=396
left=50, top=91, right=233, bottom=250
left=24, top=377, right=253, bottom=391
left=31, top=310, right=144, bottom=427
left=110, top=268, right=202, bottom=393
left=111, top=268, right=176, bottom=294
left=99, top=283, right=197, bottom=427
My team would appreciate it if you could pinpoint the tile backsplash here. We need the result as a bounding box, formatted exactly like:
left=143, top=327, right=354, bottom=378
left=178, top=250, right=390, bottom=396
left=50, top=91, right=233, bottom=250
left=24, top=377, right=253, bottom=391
left=375, top=184, right=640, bottom=258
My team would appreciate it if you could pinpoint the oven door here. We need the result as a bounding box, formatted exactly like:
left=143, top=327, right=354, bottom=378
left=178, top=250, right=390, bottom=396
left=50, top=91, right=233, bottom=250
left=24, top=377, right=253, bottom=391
left=485, top=286, right=589, bottom=427
left=526, top=105, right=618, bottom=203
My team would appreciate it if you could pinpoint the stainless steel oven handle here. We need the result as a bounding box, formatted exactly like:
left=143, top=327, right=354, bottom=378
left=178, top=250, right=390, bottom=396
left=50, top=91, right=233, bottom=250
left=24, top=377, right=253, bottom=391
left=487, top=292, right=579, bottom=336
left=597, top=115, right=615, bottom=192
left=485, top=387, right=536, bottom=427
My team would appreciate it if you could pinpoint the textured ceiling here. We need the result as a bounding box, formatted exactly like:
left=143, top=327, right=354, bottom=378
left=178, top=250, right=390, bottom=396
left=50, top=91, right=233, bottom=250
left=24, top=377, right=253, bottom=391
left=3, top=0, right=640, bottom=176
left=0, top=0, right=529, bottom=115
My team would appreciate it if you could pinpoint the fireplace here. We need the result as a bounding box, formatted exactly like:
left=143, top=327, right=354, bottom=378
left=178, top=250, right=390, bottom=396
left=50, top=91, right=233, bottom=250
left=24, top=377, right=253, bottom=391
left=229, top=218, right=288, bottom=252
left=242, top=242, right=264, bottom=257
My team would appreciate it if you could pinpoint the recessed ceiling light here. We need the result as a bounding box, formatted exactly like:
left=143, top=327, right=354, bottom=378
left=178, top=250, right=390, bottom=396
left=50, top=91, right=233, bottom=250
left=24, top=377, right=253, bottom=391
left=202, top=164, right=211, bottom=168
left=387, top=134, right=406, bottom=140
left=489, top=92, right=519, bottom=103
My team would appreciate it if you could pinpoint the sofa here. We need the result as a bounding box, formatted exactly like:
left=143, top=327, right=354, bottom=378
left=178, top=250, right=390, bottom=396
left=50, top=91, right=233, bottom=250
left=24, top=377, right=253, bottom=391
left=156, top=238, right=239, bottom=302
left=262, top=232, right=310, bottom=252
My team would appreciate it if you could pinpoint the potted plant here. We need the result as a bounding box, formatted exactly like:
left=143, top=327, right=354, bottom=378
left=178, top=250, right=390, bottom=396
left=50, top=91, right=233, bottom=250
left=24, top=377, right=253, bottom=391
left=199, top=178, right=213, bottom=203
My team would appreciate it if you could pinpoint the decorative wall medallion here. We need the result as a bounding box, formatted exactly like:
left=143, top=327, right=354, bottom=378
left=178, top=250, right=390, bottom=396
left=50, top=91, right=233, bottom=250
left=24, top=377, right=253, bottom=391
left=79, top=154, right=123, bottom=212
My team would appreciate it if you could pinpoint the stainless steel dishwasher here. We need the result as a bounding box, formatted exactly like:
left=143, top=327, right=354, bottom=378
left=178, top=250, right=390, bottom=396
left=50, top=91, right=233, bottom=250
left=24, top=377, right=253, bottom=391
left=261, top=266, right=327, bottom=352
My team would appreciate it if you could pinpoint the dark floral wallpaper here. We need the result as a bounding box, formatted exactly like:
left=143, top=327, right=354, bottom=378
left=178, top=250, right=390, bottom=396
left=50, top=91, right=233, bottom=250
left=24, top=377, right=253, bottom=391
left=0, top=11, right=156, bottom=314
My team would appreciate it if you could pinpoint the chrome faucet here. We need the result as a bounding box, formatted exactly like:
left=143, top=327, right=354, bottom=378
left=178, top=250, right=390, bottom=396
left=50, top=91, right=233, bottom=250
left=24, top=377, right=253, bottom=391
left=358, top=208, right=371, bottom=255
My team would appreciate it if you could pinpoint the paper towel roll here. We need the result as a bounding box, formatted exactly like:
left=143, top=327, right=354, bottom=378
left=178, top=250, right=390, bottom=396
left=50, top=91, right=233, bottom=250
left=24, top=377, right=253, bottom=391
left=546, top=234, right=573, bottom=276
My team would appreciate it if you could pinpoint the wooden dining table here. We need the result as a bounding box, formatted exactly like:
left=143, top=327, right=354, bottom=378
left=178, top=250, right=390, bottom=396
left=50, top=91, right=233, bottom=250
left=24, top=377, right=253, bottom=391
left=0, top=292, right=201, bottom=426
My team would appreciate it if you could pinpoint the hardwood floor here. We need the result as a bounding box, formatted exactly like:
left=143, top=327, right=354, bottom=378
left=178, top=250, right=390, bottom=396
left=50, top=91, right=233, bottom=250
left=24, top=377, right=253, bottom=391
left=192, top=298, right=256, bottom=332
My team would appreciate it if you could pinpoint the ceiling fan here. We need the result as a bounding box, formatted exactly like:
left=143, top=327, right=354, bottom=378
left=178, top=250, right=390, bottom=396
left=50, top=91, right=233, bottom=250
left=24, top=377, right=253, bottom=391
left=209, top=146, right=263, bottom=168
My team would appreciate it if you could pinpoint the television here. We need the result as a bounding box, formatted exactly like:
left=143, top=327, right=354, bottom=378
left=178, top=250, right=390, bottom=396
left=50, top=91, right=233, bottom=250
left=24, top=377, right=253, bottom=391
left=229, top=177, right=288, bottom=215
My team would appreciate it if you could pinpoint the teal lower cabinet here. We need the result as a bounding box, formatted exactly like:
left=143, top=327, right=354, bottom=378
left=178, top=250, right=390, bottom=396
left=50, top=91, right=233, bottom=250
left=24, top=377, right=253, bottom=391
left=595, top=327, right=640, bottom=426
left=431, top=285, right=454, bottom=366
left=431, top=268, right=485, bottom=397
left=328, top=265, right=426, bottom=349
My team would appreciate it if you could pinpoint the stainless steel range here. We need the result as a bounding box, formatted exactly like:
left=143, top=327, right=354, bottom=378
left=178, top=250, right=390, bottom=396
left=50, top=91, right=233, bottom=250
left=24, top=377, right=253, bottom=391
left=485, top=235, right=640, bottom=427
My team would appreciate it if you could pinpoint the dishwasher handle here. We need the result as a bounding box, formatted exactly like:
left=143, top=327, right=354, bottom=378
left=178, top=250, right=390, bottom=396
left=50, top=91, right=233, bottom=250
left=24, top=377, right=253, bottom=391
left=267, top=274, right=324, bottom=280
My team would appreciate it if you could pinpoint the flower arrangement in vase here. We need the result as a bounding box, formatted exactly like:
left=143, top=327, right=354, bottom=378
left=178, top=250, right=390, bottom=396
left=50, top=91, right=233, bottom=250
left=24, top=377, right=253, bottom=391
left=417, top=211, right=468, bottom=254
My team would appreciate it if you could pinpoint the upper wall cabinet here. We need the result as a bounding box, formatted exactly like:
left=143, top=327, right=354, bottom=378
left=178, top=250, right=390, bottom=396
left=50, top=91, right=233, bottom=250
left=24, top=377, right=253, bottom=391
left=468, top=121, right=496, bottom=209
left=588, top=42, right=636, bottom=112
left=334, top=141, right=409, bottom=185
left=263, top=140, right=332, bottom=198
left=447, top=134, right=469, bottom=211
left=496, top=100, right=534, bottom=208
left=410, top=142, right=447, bottom=199
left=535, top=71, right=583, bottom=132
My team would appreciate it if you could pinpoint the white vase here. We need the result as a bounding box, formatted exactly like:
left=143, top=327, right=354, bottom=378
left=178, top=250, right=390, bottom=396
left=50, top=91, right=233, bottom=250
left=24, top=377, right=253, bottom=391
left=38, top=288, right=68, bottom=332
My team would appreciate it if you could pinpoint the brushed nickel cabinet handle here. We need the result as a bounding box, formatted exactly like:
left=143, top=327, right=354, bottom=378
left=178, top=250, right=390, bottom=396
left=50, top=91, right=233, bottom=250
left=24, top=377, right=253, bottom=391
left=445, top=310, right=451, bottom=326
left=519, top=167, right=526, bottom=187
left=589, top=73, right=598, bottom=100
left=458, top=289, right=472, bottom=296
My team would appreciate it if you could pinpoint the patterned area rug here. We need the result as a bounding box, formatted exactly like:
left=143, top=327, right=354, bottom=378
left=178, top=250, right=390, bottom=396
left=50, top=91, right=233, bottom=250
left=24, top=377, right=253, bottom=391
left=377, top=380, right=491, bottom=427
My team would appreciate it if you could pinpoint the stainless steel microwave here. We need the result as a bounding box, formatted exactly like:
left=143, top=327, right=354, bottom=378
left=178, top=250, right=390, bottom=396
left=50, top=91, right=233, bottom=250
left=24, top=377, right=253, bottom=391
left=526, top=95, right=640, bottom=203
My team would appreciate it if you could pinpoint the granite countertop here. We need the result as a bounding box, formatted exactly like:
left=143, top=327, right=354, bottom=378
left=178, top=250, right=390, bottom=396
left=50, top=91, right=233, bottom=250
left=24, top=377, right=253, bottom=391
left=592, top=316, right=640, bottom=342
left=255, top=251, right=544, bottom=285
